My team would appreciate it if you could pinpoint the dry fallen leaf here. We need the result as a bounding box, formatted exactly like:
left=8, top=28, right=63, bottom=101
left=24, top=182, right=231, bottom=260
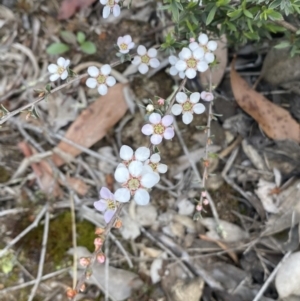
left=58, top=0, right=97, bottom=20
left=52, top=84, right=128, bottom=166
left=200, top=34, right=227, bottom=88
left=231, top=58, right=300, bottom=142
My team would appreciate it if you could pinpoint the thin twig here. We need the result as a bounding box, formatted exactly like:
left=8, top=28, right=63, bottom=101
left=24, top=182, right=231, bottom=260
left=166, top=78, right=187, bottom=114
left=252, top=251, right=292, bottom=301
left=70, top=192, right=78, bottom=289
left=275, top=20, right=298, bottom=33
left=27, top=203, right=50, bottom=301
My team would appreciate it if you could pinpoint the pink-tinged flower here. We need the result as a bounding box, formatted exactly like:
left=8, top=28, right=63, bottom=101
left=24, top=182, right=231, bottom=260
left=141, top=113, right=174, bottom=145
left=198, top=33, right=217, bottom=63
left=119, top=145, right=150, bottom=165
left=94, top=187, right=117, bottom=223
left=157, top=98, right=165, bottom=105
left=117, top=35, right=135, bottom=54
left=196, top=204, right=203, bottom=211
left=189, top=37, right=195, bottom=43
left=203, top=199, right=209, bottom=205
left=132, top=45, right=160, bottom=74
left=114, top=161, right=159, bottom=205
left=100, top=0, right=120, bottom=18
left=144, top=153, right=168, bottom=175
left=175, top=44, right=208, bottom=78
left=48, top=57, right=70, bottom=81
left=86, top=65, right=116, bottom=96
left=201, top=91, right=214, bottom=102
left=171, top=92, right=205, bottom=124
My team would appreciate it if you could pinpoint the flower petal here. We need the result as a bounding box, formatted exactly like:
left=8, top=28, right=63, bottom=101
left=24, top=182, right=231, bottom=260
left=60, top=70, right=68, bottom=80
left=207, top=40, right=217, bottom=51
left=48, top=64, right=58, bottom=73
left=190, top=92, right=200, bottom=103
left=176, top=92, right=188, bottom=103
left=114, top=166, right=129, bottom=183
left=132, top=56, right=141, bottom=65
left=182, top=112, right=194, bottom=124
left=120, top=145, right=133, bottom=161
left=123, top=35, right=131, bottom=43
left=204, top=52, right=215, bottom=63
left=189, top=42, right=199, bottom=51
left=94, top=200, right=107, bottom=212
left=134, top=189, right=150, bottom=205
left=151, top=134, right=163, bottom=145
left=149, top=58, right=160, bottom=68
left=170, top=66, right=178, bottom=76
left=138, top=63, right=149, bottom=74
left=185, top=68, right=197, bottom=79
left=114, top=188, right=130, bottom=203
left=88, top=66, right=99, bottom=77
left=50, top=73, right=60, bottom=81
left=162, top=115, right=173, bottom=127
left=98, top=84, right=108, bottom=95
left=147, top=48, right=157, bottom=58
left=193, top=47, right=204, bottom=60
left=197, top=61, right=208, bottom=72
left=113, top=4, right=120, bottom=17
left=101, top=64, right=111, bottom=76
left=57, top=57, right=65, bottom=67
left=179, top=71, right=185, bottom=79
left=103, top=5, right=111, bottom=18
left=135, top=147, right=150, bottom=161
left=201, top=91, right=214, bottom=102
left=117, top=36, right=124, bottom=45
left=128, top=41, right=135, bottom=49
left=150, top=153, right=160, bottom=163
left=198, top=33, right=208, bottom=45
left=157, top=164, right=168, bottom=173
left=137, top=45, right=147, bottom=56
left=175, top=60, right=187, bottom=71
left=141, top=124, right=154, bottom=136
left=100, top=0, right=108, bottom=4
left=193, top=103, right=205, bottom=114
left=180, top=47, right=192, bottom=60
left=106, top=76, right=116, bottom=87
left=163, top=128, right=174, bottom=140
left=100, top=187, right=113, bottom=199
left=86, top=78, right=97, bottom=88
left=64, top=59, right=70, bottom=68
left=169, top=55, right=178, bottom=65
left=128, top=161, right=143, bottom=177
left=104, top=210, right=115, bottom=223
left=141, top=173, right=159, bottom=188
left=149, top=112, right=161, bottom=124
left=171, top=104, right=183, bottom=115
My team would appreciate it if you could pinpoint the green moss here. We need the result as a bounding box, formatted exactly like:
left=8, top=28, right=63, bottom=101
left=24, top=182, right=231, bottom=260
left=0, top=166, right=10, bottom=183
left=20, top=211, right=95, bottom=267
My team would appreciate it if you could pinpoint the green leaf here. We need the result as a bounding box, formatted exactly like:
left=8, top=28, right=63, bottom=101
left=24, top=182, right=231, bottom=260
left=206, top=5, right=217, bottom=25
left=80, top=41, right=97, bottom=54
left=227, top=8, right=242, bottom=20
left=243, top=9, right=253, bottom=18
left=46, top=43, right=70, bottom=55
left=77, top=31, right=86, bottom=44
left=60, top=31, right=77, bottom=45
left=274, top=41, right=291, bottom=49
left=170, top=2, right=179, bottom=22
left=266, top=9, right=283, bottom=20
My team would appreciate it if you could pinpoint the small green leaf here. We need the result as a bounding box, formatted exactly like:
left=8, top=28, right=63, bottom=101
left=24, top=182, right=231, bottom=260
left=77, top=31, right=86, bottom=44
left=243, top=9, right=253, bottom=18
left=60, top=31, right=77, bottom=45
left=45, top=84, right=52, bottom=92
left=266, top=9, right=283, bottom=20
left=227, top=8, right=242, bottom=20
left=206, top=5, right=217, bottom=25
left=46, top=43, right=70, bottom=55
left=80, top=41, right=97, bottom=54
left=274, top=41, right=291, bottom=49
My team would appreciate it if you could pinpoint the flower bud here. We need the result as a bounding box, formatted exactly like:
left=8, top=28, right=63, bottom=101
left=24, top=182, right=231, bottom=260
left=157, top=98, right=165, bottom=105
left=146, top=104, right=154, bottom=112
left=201, top=91, right=214, bottom=102
left=189, top=37, right=195, bottom=43
left=97, top=253, right=106, bottom=264
left=66, top=288, right=77, bottom=299
left=79, top=257, right=91, bottom=267
left=201, top=191, right=207, bottom=197
left=95, top=227, right=105, bottom=235
left=79, top=283, right=86, bottom=292
left=196, top=204, right=202, bottom=211
left=114, top=218, right=122, bottom=229
left=203, top=199, right=209, bottom=205
left=94, top=237, right=103, bottom=251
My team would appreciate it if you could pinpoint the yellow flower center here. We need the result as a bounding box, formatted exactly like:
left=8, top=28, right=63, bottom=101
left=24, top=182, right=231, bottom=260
left=153, top=124, right=165, bottom=135
left=107, top=200, right=116, bottom=210
left=127, top=178, right=140, bottom=191
left=141, top=55, right=150, bottom=64
left=97, top=74, right=106, bottom=84
left=57, top=66, right=65, bottom=75
left=182, top=101, right=193, bottom=112
left=120, top=43, right=128, bottom=50
left=149, top=162, right=158, bottom=172
left=186, top=58, right=197, bottom=68
left=108, top=0, right=114, bottom=6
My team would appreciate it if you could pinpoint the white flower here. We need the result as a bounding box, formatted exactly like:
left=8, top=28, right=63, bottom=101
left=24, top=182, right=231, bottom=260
left=120, top=145, right=150, bottom=165
left=114, top=161, right=159, bottom=205
left=171, top=92, right=205, bottom=124
left=198, top=33, right=217, bottom=63
left=146, top=104, right=154, bottom=112
left=168, top=55, right=185, bottom=79
left=86, top=64, right=116, bottom=96
left=144, top=153, right=168, bottom=175
left=100, top=0, right=120, bottom=18
left=48, top=57, right=70, bottom=82
left=175, top=44, right=208, bottom=79
left=132, top=45, right=160, bottom=74
left=117, top=35, right=135, bottom=54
